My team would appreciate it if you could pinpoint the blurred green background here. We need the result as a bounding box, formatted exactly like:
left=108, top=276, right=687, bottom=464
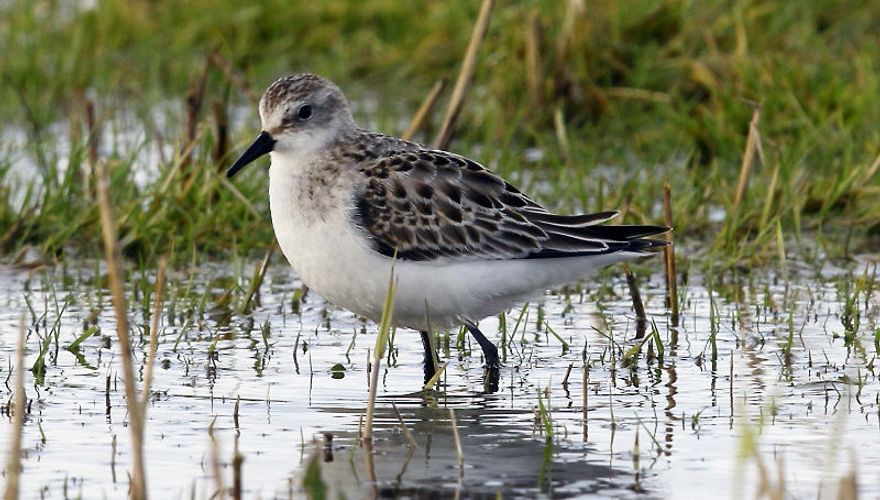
left=1, top=0, right=878, bottom=265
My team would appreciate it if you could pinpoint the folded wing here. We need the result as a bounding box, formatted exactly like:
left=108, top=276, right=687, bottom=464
left=352, top=145, right=669, bottom=262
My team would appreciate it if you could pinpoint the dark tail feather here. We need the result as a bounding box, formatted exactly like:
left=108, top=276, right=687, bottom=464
left=539, top=223, right=669, bottom=242
left=578, top=224, right=670, bottom=241
left=625, top=237, right=669, bottom=254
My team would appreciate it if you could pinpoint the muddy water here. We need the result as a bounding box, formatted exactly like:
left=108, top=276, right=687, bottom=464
left=0, top=258, right=877, bottom=498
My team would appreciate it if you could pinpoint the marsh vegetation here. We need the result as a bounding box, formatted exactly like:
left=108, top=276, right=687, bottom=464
left=1, top=0, right=879, bottom=498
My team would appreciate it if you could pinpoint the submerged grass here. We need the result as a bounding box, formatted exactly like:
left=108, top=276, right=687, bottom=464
left=0, top=1, right=878, bottom=268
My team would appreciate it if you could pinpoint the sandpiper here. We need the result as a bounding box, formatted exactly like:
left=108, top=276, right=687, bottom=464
left=227, top=73, right=669, bottom=384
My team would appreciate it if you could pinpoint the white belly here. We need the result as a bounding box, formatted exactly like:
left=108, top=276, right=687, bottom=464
left=268, top=154, right=632, bottom=331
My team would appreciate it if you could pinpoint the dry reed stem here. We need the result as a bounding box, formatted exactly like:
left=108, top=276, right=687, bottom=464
left=141, top=257, right=166, bottom=409
left=217, top=176, right=261, bottom=219
left=157, top=127, right=205, bottom=195
left=775, top=455, right=786, bottom=500
left=555, top=0, right=584, bottom=63
left=836, top=451, right=858, bottom=500
left=183, top=58, right=211, bottom=160
left=241, top=239, right=277, bottom=313
left=363, top=267, right=397, bottom=444
left=553, top=107, right=572, bottom=164
left=212, top=101, right=230, bottom=167
left=401, top=79, right=446, bottom=140
left=111, top=434, right=118, bottom=484
left=422, top=362, right=447, bottom=391
left=448, top=407, right=464, bottom=473
left=85, top=99, right=99, bottom=180
left=733, top=105, right=762, bottom=211
left=525, top=10, right=543, bottom=107
left=582, top=365, right=589, bottom=441
left=363, top=357, right=382, bottom=444
left=663, top=181, right=679, bottom=326
left=864, top=149, right=880, bottom=181
left=622, top=263, right=646, bottom=323
left=561, top=363, right=573, bottom=387
left=68, top=94, right=83, bottom=175
left=3, top=316, right=26, bottom=500
left=209, top=51, right=260, bottom=104
left=207, top=417, right=226, bottom=500
left=362, top=438, right=378, bottom=488
left=96, top=158, right=148, bottom=500
left=605, top=87, right=672, bottom=103
left=233, top=396, right=240, bottom=430
left=83, top=98, right=100, bottom=197
left=322, top=432, right=334, bottom=462
left=105, top=375, right=111, bottom=416
left=390, top=402, right=417, bottom=448
left=232, top=435, right=243, bottom=500
left=434, top=0, right=495, bottom=150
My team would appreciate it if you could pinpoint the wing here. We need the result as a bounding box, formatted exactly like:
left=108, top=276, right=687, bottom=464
left=352, top=147, right=668, bottom=261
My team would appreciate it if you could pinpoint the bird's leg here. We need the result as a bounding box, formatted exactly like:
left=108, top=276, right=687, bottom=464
left=419, top=330, right=438, bottom=384
left=463, top=321, right=500, bottom=369
left=483, top=365, right=500, bottom=393
left=463, top=321, right=500, bottom=393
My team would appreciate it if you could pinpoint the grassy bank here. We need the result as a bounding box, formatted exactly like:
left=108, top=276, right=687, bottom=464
left=1, top=0, right=878, bottom=266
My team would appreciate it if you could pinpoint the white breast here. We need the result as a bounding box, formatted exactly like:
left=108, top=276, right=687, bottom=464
left=269, top=152, right=405, bottom=321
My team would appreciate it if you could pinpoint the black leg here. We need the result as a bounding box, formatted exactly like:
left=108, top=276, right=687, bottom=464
left=483, top=364, right=500, bottom=393
left=419, top=330, right=438, bottom=384
left=463, top=321, right=500, bottom=369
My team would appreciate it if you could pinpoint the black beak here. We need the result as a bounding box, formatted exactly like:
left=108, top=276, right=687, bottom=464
left=226, top=131, right=276, bottom=178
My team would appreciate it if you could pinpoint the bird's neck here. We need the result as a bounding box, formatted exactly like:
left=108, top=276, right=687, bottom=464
left=268, top=150, right=355, bottom=224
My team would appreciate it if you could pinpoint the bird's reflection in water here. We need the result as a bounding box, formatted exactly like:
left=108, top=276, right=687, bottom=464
left=313, top=394, right=636, bottom=499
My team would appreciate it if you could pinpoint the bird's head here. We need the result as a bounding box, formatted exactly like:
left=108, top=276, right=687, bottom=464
left=227, top=73, right=355, bottom=177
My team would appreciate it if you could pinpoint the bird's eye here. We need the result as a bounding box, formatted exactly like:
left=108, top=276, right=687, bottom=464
left=297, top=105, right=313, bottom=120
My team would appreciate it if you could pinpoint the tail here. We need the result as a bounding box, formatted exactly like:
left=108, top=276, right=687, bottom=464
left=578, top=224, right=670, bottom=255
left=524, top=208, right=671, bottom=259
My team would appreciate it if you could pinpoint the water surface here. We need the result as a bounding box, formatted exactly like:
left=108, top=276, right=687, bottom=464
left=0, top=258, right=877, bottom=498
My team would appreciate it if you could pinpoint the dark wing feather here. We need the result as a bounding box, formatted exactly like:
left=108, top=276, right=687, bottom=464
left=351, top=144, right=669, bottom=261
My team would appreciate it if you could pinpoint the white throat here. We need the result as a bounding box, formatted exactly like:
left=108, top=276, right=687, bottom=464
left=267, top=149, right=359, bottom=277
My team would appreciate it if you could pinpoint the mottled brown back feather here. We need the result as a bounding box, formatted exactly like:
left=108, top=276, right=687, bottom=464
left=348, top=132, right=669, bottom=261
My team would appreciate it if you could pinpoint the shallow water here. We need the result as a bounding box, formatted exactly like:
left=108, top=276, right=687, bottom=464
left=0, top=257, right=878, bottom=498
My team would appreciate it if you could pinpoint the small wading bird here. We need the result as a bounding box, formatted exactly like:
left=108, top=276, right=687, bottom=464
left=227, top=74, right=669, bottom=390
